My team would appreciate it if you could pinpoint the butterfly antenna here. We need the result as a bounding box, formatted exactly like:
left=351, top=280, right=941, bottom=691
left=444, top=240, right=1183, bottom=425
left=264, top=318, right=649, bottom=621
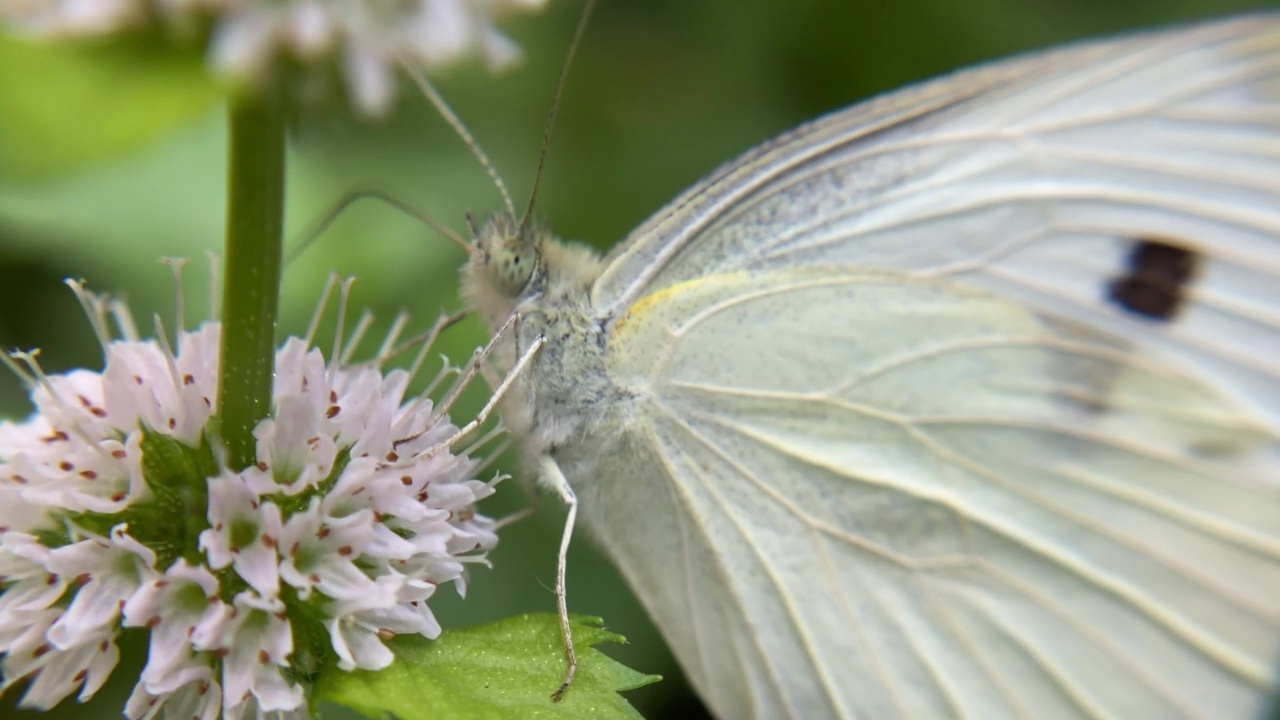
left=402, top=59, right=516, bottom=218
left=519, top=0, right=597, bottom=231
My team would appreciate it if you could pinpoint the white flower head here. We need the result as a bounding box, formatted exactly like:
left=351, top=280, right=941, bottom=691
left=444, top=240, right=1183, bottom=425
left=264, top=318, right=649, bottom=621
left=0, top=279, right=502, bottom=717
left=0, top=0, right=550, bottom=115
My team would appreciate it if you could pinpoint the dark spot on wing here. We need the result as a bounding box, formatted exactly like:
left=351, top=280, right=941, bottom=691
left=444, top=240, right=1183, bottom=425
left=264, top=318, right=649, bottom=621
left=1107, top=238, right=1201, bottom=321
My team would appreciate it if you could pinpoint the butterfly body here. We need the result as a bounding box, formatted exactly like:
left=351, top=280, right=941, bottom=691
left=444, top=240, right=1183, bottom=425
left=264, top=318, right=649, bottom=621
left=462, top=213, right=622, bottom=457
left=462, top=14, right=1280, bottom=720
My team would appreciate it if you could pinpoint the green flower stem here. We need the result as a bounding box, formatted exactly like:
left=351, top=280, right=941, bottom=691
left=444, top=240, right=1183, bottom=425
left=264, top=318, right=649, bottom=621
left=218, top=91, right=285, bottom=470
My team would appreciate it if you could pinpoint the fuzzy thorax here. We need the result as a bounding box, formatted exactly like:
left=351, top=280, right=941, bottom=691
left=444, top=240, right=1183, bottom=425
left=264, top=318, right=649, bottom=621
left=460, top=211, right=624, bottom=457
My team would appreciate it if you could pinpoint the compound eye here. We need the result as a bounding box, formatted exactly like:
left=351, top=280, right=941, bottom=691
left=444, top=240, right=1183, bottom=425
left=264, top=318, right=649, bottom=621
left=493, top=241, right=536, bottom=296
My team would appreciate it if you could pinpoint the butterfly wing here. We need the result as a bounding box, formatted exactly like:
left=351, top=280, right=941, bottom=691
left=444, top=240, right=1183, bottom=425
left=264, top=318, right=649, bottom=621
left=579, top=14, right=1280, bottom=720
left=588, top=268, right=1278, bottom=718
left=594, top=14, right=1280, bottom=430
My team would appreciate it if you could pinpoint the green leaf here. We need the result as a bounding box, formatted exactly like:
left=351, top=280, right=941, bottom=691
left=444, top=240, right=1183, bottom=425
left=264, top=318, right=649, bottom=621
left=316, top=614, right=659, bottom=720
left=0, top=33, right=219, bottom=179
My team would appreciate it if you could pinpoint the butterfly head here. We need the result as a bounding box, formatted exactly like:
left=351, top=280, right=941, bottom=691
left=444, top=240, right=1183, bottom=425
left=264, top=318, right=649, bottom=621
left=468, top=210, right=543, bottom=298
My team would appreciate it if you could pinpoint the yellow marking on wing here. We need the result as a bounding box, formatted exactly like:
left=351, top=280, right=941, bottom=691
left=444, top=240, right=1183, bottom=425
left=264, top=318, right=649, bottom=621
left=609, top=271, right=753, bottom=343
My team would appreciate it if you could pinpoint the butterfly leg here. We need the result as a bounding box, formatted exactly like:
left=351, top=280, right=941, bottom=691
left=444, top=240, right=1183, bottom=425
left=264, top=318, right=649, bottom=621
left=541, top=454, right=579, bottom=702
left=418, top=332, right=546, bottom=459
left=393, top=311, right=526, bottom=450
left=430, top=311, right=522, bottom=426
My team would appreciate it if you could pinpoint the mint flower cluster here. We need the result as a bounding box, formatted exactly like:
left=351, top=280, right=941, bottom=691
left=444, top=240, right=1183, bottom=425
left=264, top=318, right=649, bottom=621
left=0, top=283, right=498, bottom=719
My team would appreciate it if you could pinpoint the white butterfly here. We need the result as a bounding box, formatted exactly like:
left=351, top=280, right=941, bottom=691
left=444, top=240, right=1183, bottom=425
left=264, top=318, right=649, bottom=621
left=458, top=13, right=1280, bottom=719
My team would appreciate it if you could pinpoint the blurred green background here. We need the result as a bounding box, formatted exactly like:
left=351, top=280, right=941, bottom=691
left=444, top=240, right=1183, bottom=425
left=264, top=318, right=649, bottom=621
left=1, top=0, right=1274, bottom=718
